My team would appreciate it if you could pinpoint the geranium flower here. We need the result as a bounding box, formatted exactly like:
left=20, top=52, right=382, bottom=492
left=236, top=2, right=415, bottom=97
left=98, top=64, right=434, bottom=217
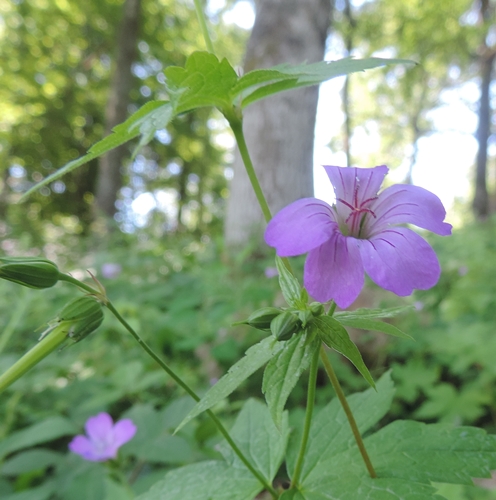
left=265, top=165, right=452, bottom=309
left=69, top=412, right=137, bottom=462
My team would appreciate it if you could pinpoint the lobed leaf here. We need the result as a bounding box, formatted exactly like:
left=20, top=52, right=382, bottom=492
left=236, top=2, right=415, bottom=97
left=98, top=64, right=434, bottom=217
left=175, top=336, right=285, bottom=432
left=311, top=316, right=375, bottom=388
left=335, top=317, right=413, bottom=340
left=262, top=333, right=319, bottom=428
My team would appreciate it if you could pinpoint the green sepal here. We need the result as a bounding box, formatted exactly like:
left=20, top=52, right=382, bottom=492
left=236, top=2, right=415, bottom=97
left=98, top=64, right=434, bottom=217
left=270, top=311, right=301, bottom=341
left=233, top=306, right=282, bottom=331
left=58, top=296, right=104, bottom=343
left=275, top=256, right=303, bottom=308
left=0, top=257, right=59, bottom=289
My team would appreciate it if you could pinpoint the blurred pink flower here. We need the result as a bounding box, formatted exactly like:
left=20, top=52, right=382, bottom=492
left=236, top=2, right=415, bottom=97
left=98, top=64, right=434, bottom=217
left=69, top=412, right=136, bottom=462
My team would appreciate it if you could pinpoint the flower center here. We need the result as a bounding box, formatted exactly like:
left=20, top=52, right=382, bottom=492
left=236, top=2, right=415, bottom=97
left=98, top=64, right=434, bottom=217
left=336, top=192, right=377, bottom=238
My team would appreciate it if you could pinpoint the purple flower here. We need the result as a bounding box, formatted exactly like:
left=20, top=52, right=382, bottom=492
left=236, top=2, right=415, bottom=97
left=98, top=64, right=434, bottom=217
left=265, top=165, right=452, bottom=309
left=69, top=412, right=137, bottom=462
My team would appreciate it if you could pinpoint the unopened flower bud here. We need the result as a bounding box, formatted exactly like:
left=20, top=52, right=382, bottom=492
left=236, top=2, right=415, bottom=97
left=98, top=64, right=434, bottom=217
left=309, top=302, right=325, bottom=317
left=58, top=297, right=104, bottom=343
left=270, top=311, right=300, bottom=341
left=0, top=257, right=59, bottom=289
left=298, top=309, right=313, bottom=327
left=234, top=307, right=282, bottom=331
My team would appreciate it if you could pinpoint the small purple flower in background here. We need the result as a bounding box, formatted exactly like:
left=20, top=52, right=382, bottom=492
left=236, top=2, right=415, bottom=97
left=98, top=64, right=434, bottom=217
left=265, top=165, right=452, bottom=309
left=101, top=263, right=122, bottom=280
left=264, top=267, right=278, bottom=279
left=69, top=412, right=136, bottom=462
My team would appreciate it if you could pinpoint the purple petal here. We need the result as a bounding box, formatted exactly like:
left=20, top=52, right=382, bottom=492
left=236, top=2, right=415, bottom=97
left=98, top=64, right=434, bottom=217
left=69, top=435, right=103, bottom=462
left=85, top=412, right=114, bottom=443
left=324, top=165, right=388, bottom=215
left=359, top=227, right=441, bottom=296
left=367, top=184, right=452, bottom=236
left=112, top=419, right=137, bottom=448
left=304, top=233, right=364, bottom=309
left=265, top=198, right=337, bottom=256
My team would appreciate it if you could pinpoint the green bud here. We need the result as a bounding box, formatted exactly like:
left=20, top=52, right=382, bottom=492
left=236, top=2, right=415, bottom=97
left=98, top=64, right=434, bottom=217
left=298, top=309, right=313, bottom=327
left=270, top=311, right=300, bottom=341
left=0, top=257, right=59, bottom=289
left=236, top=307, right=282, bottom=331
left=58, top=296, right=104, bottom=343
left=309, top=302, right=325, bottom=317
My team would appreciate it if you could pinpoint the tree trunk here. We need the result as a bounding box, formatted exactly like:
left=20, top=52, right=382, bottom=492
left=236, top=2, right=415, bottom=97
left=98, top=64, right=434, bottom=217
left=473, top=50, right=495, bottom=219
left=224, top=0, right=332, bottom=247
left=95, top=0, right=141, bottom=217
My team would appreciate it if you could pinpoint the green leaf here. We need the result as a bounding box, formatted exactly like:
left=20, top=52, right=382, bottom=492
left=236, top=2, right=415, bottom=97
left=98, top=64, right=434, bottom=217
left=334, top=306, right=412, bottom=321
left=0, top=416, right=76, bottom=460
left=335, top=317, right=413, bottom=340
left=311, top=316, right=375, bottom=388
left=2, top=481, right=57, bottom=500
left=236, top=57, right=415, bottom=108
left=20, top=101, right=171, bottom=200
left=0, top=449, right=63, bottom=475
left=136, top=461, right=261, bottom=500
left=286, top=371, right=395, bottom=482
left=275, top=256, right=302, bottom=308
left=175, top=336, right=285, bottom=432
left=165, top=51, right=238, bottom=113
left=289, top=374, right=496, bottom=499
left=219, top=399, right=289, bottom=483
left=262, top=333, right=319, bottom=428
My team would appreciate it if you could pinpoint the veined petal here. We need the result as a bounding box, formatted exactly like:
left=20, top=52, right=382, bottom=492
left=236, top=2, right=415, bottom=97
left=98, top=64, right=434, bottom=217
left=304, top=233, right=364, bottom=309
left=112, top=419, right=137, bottom=448
left=323, top=165, right=388, bottom=222
left=359, top=227, right=441, bottom=296
left=85, top=413, right=113, bottom=443
left=265, top=198, right=337, bottom=256
left=368, top=184, right=452, bottom=236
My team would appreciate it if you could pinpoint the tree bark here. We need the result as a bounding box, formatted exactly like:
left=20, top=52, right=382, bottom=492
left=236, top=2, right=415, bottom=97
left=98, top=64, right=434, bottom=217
left=95, top=0, right=141, bottom=217
left=224, top=0, right=332, bottom=247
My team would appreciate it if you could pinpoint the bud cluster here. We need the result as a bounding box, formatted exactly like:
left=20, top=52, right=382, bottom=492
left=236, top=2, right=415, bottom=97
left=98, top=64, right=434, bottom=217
left=237, top=300, right=326, bottom=342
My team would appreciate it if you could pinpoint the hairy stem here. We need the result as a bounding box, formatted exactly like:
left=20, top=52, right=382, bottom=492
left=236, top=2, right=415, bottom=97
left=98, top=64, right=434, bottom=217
left=193, top=0, right=215, bottom=54
left=319, top=346, right=376, bottom=478
left=59, top=273, right=278, bottom=498
left=291, top=344, right=320, bottom=488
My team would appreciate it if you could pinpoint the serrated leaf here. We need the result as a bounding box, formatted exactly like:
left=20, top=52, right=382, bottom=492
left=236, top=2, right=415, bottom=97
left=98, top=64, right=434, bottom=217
left=136, top=460, right=261, bottom=500
left=21, top=101, right=171, bottom=200
left=335, top=317, right=413, bottom=340
left=0, top=416, right=76, bottom=460
left=165, top=51, right=238, bottom=113
left=262, top=333, right=319, bottom=428
left=175, top=337, right=284, bottom=432
left=236, top=57, right=414, bottom=108
left=219, top=399, right=289, bottom=483
left=275, top=256, right=302, bottom=308
left=311, top=316, right=375, bottom=388
left=286, top=371, right=395, bottom=482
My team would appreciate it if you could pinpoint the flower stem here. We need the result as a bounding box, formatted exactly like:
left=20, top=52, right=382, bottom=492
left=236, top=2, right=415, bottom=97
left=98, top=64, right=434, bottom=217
left=291, top=344, right=320, bottom=489
left=193, top=0, right=215, bottom=54
left=59, top=274, right=278, bottom=498
left=319, top=345, right=376, bottom=478
left=227, top=116, right=273, bottom=224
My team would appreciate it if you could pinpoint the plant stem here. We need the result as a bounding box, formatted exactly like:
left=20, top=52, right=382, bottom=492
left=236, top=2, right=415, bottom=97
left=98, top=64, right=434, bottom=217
left=319, top=346, right=376, bottom=478
left=291, top=344, right=320, bottom=489
left=227, top=116, right=273, bottom=223
left=193, top=0, right=215, bottom=54
left=59, top=273, right=278, bottom=498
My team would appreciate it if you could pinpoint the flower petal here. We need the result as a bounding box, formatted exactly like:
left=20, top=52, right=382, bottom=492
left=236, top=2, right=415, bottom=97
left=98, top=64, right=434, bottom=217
left=359, top=227, right=441, bottom=296
left=304, top=233, right=364, bottom=308
left=112, top=419, right=137, bottom=448
left=85, top=412, right=114, bottom=443
left=323, top=165, right=388, bottom=221
left=265, top=198, right=337, bottom=256
left=69, top=435, right=102, bottom=461
left=368, top=184, right=452, bottom=236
